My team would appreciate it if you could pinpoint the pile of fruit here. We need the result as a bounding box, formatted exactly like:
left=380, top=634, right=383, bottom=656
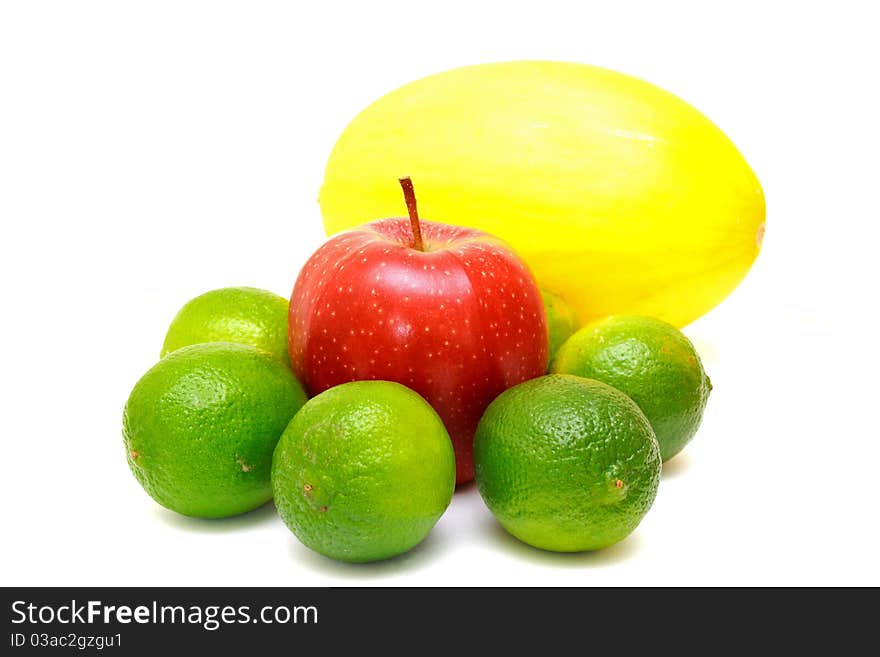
left=122, top=61, right=762, bottom=563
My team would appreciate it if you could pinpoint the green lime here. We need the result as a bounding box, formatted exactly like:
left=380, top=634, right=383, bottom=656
left=123, top=342, right=307, bottom=518
left=551, top=315, right=712, bottom=461
left=541, top=289, right=579, bottom=368
left=474, top=374, right=660, bottom=552
left=272, top=381, right=455, bottom=563
left=161, top=287, right=290, bottom=362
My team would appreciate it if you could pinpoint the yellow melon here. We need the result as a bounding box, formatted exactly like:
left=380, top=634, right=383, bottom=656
left=320, top=61, right=764, bottom=327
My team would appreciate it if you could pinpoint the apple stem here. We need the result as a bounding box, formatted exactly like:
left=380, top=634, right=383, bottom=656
left=399, top=176, right=424, bottom=252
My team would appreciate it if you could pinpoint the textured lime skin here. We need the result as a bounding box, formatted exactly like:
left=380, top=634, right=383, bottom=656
left=474, top=374, right=661, bottom=552
left=551, top=315, right=711, bottom=461
left=272, top=381, right=456, bottom=563
left=123, top=342, right=307, bottom=518
left=161, top=287, right=290, bottom=362
left=541, top=290, right=579, bottom=369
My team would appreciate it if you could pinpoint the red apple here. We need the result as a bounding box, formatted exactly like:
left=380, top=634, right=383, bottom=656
left=289, top=179, right=547, bottom=483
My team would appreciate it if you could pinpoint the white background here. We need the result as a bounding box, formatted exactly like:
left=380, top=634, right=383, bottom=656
left=2, top=1, right=878, bottom=586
